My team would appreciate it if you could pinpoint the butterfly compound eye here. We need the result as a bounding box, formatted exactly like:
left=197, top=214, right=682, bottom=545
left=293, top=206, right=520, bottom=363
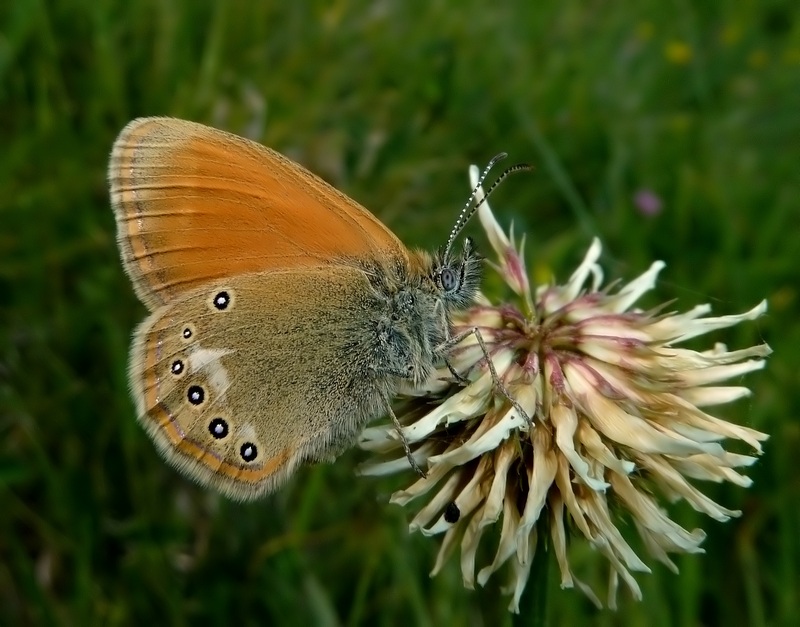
left=439, top=267, right=460, bottom=293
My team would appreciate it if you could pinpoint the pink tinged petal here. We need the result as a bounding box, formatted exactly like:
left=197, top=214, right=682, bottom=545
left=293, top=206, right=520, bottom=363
left=652, top=344, right=764, bottom=371
left=460, top=506, right=487, bottom=589
left=573, top=316, right=655, bottom=341
left=638, top=455, right=742, bottom=521
left=548, top=492, right=603, bottom=609
left=582, top=359, right=660, bottom=406
left=573, top=340, right=654, bottom=373
left=477, top=484, right=522, bottom=587
left=406, top=470, right=464, bottom=532
left=554, top=455, right=595, bottom=541
left=576, top=421, right=636, bottom=475
left=502, top=246, right=531, bottom=298
left=635, top=521, right=679, bottom=573
left=403, top=369, right=497, bottom=442
left=604, top=261, right=665, bottom=313
left=478, top=441, right=516, bottom=527
left=547, top=497, right=604, bottom=607
left=608, top=569, right=620, bottom=610
left=590, top=535, right=642, bottom=605
left=544, top=351, right=568, bottom=399
left=470, top=165, right=512, bottom=257
left=668, top=453, right=758, bottom=487
left=677, top=359, right=768, bottom=387
left=562, top=351, right=652, bottom=406
left=680, top=385, right=754, bottom=407
left=423, top=456, right=492, bottom=536
left=610, top=473, right=706, bottom=554
left=446, top=345, right=488, bottom=379
left=428, top=403, right=527, bottom=468
left=662, top=421, right=728, bottom=446
left=660, top=394, right=768, bottom=452
left=565, top=363, right=726, bottom=456
left=656, top=301, right=768, bottom=344
left=551, top=402, right=610, bottom=490
left=430, top=524, right=463, bottom=577
left=507, top=530, right=536, bottom=613
left=583, top=490, right=651, bottom=575
left=545, top=500, right=604, bottom=610
left=647, top=304, right=712, bottom=340
left=454, top=307, right=507, bottom=335
left=637, top=519, right=704, bottom=576
left=574, top=576, right=604, bottom=609
left=697, top=450, right=761, bottom=469
left=660, top=343, right=772, bottom=367
left=357, top=440, right=437, bottom=476
left=515, top=232, right=535, bottom=313
left=358, top=424, right=402, bottom=451
left=549, top=494, right=572, bottom=588
left=557, top=238, right=604, bottom=304
left=516, top=428, right=559, bottom=550
left=701, top=342, right=772, bottom=361
left=505, top=377, right=539, bottom=431
left=389, top=456, right=457, bottom=505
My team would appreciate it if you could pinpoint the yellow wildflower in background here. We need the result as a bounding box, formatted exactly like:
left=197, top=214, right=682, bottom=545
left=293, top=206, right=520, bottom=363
left=665, top=40, right=693, bottom=64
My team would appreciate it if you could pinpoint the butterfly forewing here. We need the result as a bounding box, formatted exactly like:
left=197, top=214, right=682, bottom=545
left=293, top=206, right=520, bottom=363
left=110, top=117, right=407, bottom=310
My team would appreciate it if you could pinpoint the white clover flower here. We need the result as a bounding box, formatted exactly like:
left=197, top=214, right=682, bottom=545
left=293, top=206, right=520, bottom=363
left=359, top=165, right=771, bottom=612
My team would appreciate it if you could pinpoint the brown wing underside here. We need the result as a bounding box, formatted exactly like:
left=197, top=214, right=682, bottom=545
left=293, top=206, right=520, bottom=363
left=109, top=117, right=407, bottom=310
left=130, top=267, right=385, bottom=501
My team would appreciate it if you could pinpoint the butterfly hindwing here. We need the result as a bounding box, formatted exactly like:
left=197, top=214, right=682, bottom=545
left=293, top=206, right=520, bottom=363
left=129, top=266, right=389, bottom=500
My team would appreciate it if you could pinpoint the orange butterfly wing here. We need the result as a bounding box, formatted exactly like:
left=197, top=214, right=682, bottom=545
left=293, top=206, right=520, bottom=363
left=109, top=117, right=408, bottom=310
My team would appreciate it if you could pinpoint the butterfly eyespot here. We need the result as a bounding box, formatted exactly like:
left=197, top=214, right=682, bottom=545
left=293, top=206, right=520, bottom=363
left=187, top=385, right=205, bottom=405
left=181, top=325, right=195, bottom=341
left=439, top=267, right=459, bottom=293
left=208, top=418, right=229, bottom=439
left=444, top=501, right=461, bottom=523
left=171, top=360, right=185, bottom=376
left=212, top=290, right=231, bottom=311
left=240, top=442, right=258, bottom=462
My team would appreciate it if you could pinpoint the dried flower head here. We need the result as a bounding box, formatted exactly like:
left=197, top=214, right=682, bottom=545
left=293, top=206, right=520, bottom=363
left=359, top=166, right=771, bottom=612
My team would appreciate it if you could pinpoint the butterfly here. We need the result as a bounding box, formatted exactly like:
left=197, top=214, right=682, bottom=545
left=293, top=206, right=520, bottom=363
left=109, top=117, right=497, bottom=501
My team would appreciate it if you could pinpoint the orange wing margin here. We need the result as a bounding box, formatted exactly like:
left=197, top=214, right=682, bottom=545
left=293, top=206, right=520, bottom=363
left=109, top=117, right=407, bottom=310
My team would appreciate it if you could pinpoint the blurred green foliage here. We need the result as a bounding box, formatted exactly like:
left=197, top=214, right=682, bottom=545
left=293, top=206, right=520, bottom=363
left=1, top=1, right=798, bottom=625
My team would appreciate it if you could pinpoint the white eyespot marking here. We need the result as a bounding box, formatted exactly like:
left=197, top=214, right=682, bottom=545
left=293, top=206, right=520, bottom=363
left=240, top=442, right=258, bottom=463
left=181, top=324, right=196, bottom=342
left=188, top=347, right=234, bottom=398
left=213, top=291, right=230, bottom=310
left=207, top=287, right=235, bottom=312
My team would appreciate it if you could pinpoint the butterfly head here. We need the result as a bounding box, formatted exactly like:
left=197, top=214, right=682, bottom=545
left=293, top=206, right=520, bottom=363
left=431, top=154, right=531, bottom=311
left=432, top=236, right=482, bottom=311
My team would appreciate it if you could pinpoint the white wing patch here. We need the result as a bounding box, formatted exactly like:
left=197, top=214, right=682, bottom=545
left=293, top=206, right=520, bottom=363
left=188, top=346, right=234, bottom=399
left=238, top=422, right=257, bottom=440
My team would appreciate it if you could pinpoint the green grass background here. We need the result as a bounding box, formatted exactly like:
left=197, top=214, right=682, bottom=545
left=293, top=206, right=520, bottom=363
left=2, top=1, right=798, bottom=625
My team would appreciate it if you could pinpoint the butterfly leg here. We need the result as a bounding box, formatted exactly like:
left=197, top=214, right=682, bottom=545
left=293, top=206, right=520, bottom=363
left=444, top=356, right=470, bottom=385
left=440, top=327, right=532, bottom=428
left=387, top=404, right=427, bottom=478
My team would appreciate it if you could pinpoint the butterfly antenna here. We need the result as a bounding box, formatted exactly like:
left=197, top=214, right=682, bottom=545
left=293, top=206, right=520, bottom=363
left=444, top=156, right=533, bottom=259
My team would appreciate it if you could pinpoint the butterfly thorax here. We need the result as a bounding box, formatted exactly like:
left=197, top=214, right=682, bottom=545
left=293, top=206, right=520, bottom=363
left=354, top=240, right=481, bottom=388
